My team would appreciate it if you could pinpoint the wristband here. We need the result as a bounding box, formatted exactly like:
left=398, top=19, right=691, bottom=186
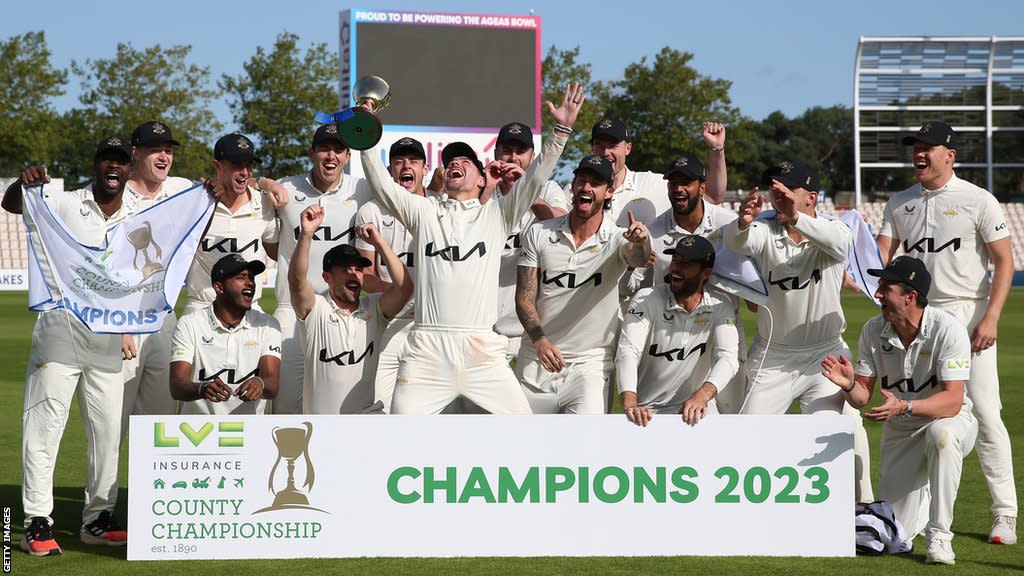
left=553, top=124, right=573, bottom=135
left=197, top=380, right=210, bottom=399
left=253, top=375, right=266, bottom=392
left=840, top=380, right=855, bottom=393
left=708, top=144, right=725, bottom=152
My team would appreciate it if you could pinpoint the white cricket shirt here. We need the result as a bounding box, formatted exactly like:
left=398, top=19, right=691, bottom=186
left=273, top=173, right=374, bottom=307
left=300, top=292, right=387, bottom=414
left=518, top=214, right=631, bottom=361
left=183, top=188, right=278, bottom=312
left=879, top=173, right=1009, bottom=304
left=171, top=304, right=282, bottom=415
left=360, top=133, right=568, bottom=330
left=854, top=306, right=972, bottom=412
left=616, top=284, right=739, bottom=412
left=724, top=212, right=851, bottom=347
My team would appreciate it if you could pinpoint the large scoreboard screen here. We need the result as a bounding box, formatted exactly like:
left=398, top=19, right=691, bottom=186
left=340, top=9, right=542, bottom=132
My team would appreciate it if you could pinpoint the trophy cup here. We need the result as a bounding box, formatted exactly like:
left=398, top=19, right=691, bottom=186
left=256, top=422, right=324, bottom=513
left=127, top=221, right=164, bottom=280
left=313, top=75, right=390, bottom=150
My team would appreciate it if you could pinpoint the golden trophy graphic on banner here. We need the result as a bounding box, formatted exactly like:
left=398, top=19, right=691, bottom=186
left=127, top=221, right=164, bottom=280
left=256, top=422, right=325, bottom=513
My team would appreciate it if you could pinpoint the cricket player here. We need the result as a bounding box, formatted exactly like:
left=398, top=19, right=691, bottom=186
left=876, top=121, right=1016, bottom=545
left=273, top=123, right=374, bottom=413
left=170, top=254, right=281, bottom=415
left=491, top=121, right=570, bottom=358
left=120, top=121, right=197, bottom=429
left=822, top=256, right=976, bottom=565
left=358, top=83, right=584, bottom=414
left=515, top=154, right=652, bottom=413
left=3, top=139, right=137, bottom=556
left=617, top=235, right=739, bottom=426
left=291, top=207, right=412, bottom=414
left=577, top=119, right=728, bottom=231
left=181, top=133, right=284, bottom=315
left=629, top=152, right=748, bottom=414
left=354, top=137, right=428, bottom=413
left=726, top=160, right=873, bottom=502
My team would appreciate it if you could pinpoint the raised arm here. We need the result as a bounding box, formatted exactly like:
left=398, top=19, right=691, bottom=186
left=289, top=205, right=323, bottom=320
left=2, top=166, right=50, bottom=214
left=356, top=223, right=412, bottom=320
left=725, top=188, right=769, bottom=256
left=702, top=122, right=726, bottom=205
left=360, top=148, right=426, bottom=233
left=501, top=83, right=584, bottom=229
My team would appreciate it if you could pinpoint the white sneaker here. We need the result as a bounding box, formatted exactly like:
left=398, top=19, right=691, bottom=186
left=925, top=539, right=955, bottom=565
left=988, top=515, right=1017, bottom=545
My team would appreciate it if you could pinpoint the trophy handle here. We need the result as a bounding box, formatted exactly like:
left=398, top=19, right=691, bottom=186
left=267, top=427, right=283, bottom=494
left=301, top=422, right=315, bottom=490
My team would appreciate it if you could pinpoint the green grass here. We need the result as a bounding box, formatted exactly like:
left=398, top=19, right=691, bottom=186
left=2, top=290, right=1022, bottom=575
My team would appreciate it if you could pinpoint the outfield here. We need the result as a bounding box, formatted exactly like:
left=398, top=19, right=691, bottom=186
left=1, top=290, right=1021, bottom=575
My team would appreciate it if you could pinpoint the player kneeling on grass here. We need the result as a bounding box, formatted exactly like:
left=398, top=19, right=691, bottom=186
left=821, top=256, right=976, bottom=565
left=616, top=235, right=739, bottom=426
left=170, top=254, right=281, bottom=414
left=290, top=206, right=413, bottom=414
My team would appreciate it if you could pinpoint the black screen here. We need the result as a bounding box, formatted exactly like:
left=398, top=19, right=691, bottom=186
left=356, top=23, right=538, bottom=129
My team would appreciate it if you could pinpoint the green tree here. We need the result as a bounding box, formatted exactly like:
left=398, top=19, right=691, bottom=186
left=603, top=47, right=742, bottom=175
left=541, top=45, right=608, bottom=174
left=0, top=31, right=67, bottom=174
left=61, top=43, right=221, bottom=182
left=219, top=32, right=337, bottom=178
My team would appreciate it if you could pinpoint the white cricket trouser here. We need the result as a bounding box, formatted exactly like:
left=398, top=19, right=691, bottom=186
left=516, top=355, right=611, bottom=414
left=933, top=299, right=1017, bottom=517
left=741, top=337, right=874, bottom=502
left=272, top=305, right=304, bottom=414
left=23, top=361, right=122, bottom=525
left=121, top=314, right=177, bottom=435
left=879, top=405, right=977, bottom=542
left=373, top=316, right=414, bottom=414
left=391, top=327, right=532, bottom=415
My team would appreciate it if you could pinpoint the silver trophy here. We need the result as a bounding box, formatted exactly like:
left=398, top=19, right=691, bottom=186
left=352, top=75, right=391, bottom=113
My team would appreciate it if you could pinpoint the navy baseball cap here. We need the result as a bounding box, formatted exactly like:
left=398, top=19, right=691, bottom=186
left=496, top=122, right=534, bottom=149
left=902, top=121, right=957, bottom=149
left=390, top=137, right=426, bottom=161
left=590, top=117, right=629, bottom=144
left=214, top=133, right=262, bottom=164
left=94, top=136, right=132, bottom=162
left=323, top=244, right=371, bottom=272
left=311, top=123, right=348, bottom=149
left=573, top=154, right=614, bottom=186
left=762, top=161, right=820, bottom=191
left=131, top=121, right=180, bottom=147
left=664, top=154, right=707, bottom=182
left=664, top=235, right=715, bottom=268
left=441, top=142, right=485, bottom=176
left=868, top=256, right=931, bottom=297
left=211, top=253, right=266, bottom=283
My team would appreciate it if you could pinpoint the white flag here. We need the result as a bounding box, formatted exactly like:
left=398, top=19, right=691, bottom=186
left=23, top=183, right=215, bottom=334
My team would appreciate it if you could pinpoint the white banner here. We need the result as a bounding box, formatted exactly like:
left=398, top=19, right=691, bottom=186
left=128, top=415, right=854, bottom=560
left=23, top=183, right=215, bottom=333
left=0, top=268, right=27, bottom=291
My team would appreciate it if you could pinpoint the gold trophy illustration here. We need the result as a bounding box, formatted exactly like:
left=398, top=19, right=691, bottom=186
left=256, top=422, right=325, bottom=513
left=127, top=221, right=164, bottom=280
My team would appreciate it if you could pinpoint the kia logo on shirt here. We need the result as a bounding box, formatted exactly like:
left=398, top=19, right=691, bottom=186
left=542, top=271, right=602, bottom=289
left=198, top=367, right=258, bottom=385
left=768, top=269, right=822, bottom=291
left=881, top=374, right=938, bottom=394
left=423, top=241, right=486, bottom=262
left=648, top=343, right=706, bottom=362
left=293, top=225, right=355, bottom=242
left=902, top=237, right=961, bottom=254
left=201, top=237, right=260, bottom=254
left=318, top=342, right=374, bottom=366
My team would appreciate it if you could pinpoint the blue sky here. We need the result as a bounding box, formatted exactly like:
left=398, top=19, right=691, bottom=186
left=4, top=0, right=1021, bottom=127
